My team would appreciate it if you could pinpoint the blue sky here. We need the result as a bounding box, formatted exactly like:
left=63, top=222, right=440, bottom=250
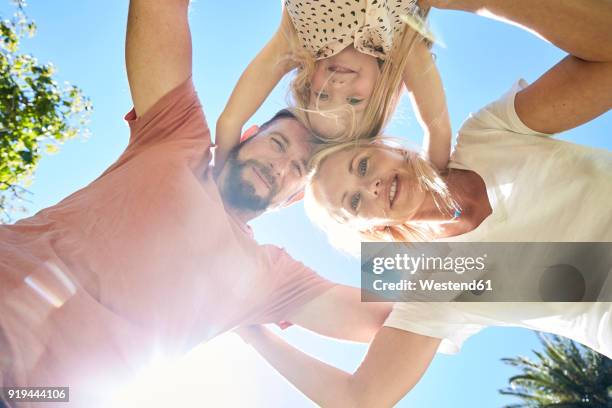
left=2, top=1, right=610, bottom=407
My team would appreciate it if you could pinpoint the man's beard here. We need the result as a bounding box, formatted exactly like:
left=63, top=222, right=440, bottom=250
left=219, top=147, right=278, bottom=212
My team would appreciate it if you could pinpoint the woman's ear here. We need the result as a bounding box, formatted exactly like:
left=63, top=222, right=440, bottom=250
left=360, top=225, right=389, bottom=240
left=240, top=125, right=260, bottom=142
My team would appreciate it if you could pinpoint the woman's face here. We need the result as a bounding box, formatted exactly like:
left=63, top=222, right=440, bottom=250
left=312, top=146, right=428, bottom=228
left=308, top=46, right=381, bottom=139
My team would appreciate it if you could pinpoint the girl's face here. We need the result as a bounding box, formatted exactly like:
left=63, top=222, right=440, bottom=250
left=308, top=46, right=381, bottom=139
left=312, top=146, right=428, bottom=228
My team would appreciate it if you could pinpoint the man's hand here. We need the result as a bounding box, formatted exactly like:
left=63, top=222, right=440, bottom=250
left=126, top=0, right=192, bottom=117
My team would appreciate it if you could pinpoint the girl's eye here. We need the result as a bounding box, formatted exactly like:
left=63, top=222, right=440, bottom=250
left=347, top=97, right=362, bottom=105
left=350, top=192, right=361, bottom=212
left=316, top=92, right=329, bottom=101
left=358, top=158, right=368, bottom=176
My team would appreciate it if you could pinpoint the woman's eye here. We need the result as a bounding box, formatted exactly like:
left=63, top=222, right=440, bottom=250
left=347, top=97, right=362, bottom=105
left=358, top=158, right=368, bottom=176
left=293, top=163, right=303, bottom=177
left=350, top=192, right=361, bottom=212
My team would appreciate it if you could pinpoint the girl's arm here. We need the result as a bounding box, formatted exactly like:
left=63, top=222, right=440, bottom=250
left=403, top=37, right=452, bottom=171
left=215, top=8, right=297, bottom=171
left=238, top=325, right=440, bottom=408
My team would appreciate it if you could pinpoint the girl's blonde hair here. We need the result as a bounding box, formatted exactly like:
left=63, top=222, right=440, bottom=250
left=281, top=7, right=432, bottom=144
left=304, top=139, right=459, bottom=255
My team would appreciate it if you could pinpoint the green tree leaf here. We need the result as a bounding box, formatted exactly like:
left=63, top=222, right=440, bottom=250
left=0, top=1, right=91, bottom=222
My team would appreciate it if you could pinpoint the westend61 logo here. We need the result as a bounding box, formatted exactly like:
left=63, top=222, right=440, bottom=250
left=361, top=242, right=612, bottom=302
left=371, top=253, right=487, bottom=275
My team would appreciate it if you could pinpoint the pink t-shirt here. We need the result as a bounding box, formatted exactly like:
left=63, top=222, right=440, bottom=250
left=0, top=78, right=333, bottom=406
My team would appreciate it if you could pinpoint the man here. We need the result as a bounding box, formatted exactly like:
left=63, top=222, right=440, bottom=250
left=0, top=1, right=389, bottom=406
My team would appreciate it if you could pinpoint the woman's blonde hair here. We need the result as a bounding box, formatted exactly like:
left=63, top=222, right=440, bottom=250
left=304, top=138, right=459, bottom=255
left=281, top=7, right=432, bottom=144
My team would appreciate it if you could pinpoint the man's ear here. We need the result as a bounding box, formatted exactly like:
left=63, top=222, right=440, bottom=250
left=240, top=125, right=260, bottom=142
left=281, top=190, right=305, bottom=208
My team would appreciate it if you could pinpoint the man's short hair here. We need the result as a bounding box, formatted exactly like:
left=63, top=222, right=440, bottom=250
left=237, top=109, right=302, bottom=149
left=237, top=108, right=324, bottom=170
left=259, top=109, right=298, bottom=130
left=257, top=109, right=324, bottom=150
left=258, top=108, right=299, bottom=133
left=239, top=108, right=318, bottom=149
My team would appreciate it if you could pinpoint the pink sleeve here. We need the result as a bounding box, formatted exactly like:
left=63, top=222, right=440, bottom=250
left=252, top=245, right=336, bottom=326
left=123, top=76, right=211, bottom=152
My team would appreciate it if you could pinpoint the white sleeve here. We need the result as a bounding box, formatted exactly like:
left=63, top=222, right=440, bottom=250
left=459, top=79, right=553, bottom=137
left=383, top=302, right=485, bottom=354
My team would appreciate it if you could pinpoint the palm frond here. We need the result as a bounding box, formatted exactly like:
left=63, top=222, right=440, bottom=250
left=499, top=332, right=612, bottom=408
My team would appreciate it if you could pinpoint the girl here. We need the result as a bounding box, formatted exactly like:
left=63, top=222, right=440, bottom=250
left=215, top=1, right=452, bottom=173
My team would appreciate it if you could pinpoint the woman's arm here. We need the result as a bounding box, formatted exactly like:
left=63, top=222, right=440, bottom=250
left=287, top=285, right=392, bottom=344
left=421, top=0, right=612, bottom=134
left=420, top=0, right=612, bottom=62
left=215, top=8, right=297, bottom=171
left=402, top=38, right=452, bottom=171
left=514, top=55, right=612, bottom=135
left=238, top=325, right=440, bottom=408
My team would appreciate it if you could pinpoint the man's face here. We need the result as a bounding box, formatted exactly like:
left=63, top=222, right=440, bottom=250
left=219, top=118, right=314, bottom=212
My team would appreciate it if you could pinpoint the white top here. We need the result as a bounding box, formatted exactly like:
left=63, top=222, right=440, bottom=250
left=384, top=80, right=612, bottom=357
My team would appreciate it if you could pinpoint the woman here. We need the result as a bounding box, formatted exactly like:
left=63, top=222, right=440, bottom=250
left=238, top=1, right=612, bottom=407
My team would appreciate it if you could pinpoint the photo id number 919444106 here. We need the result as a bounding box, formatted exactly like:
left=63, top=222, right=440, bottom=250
left=1, top=387, right=69, bottom=403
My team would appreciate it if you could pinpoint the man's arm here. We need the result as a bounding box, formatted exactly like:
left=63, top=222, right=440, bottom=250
left=287, top=285, right=392, bottom=343
left=126, top=0, right=192, bottom=117
left=421, top=0, right=612, bottom=62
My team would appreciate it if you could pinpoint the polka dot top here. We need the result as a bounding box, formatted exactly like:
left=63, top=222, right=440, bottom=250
left=285, top=0, right=424, bottom=60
